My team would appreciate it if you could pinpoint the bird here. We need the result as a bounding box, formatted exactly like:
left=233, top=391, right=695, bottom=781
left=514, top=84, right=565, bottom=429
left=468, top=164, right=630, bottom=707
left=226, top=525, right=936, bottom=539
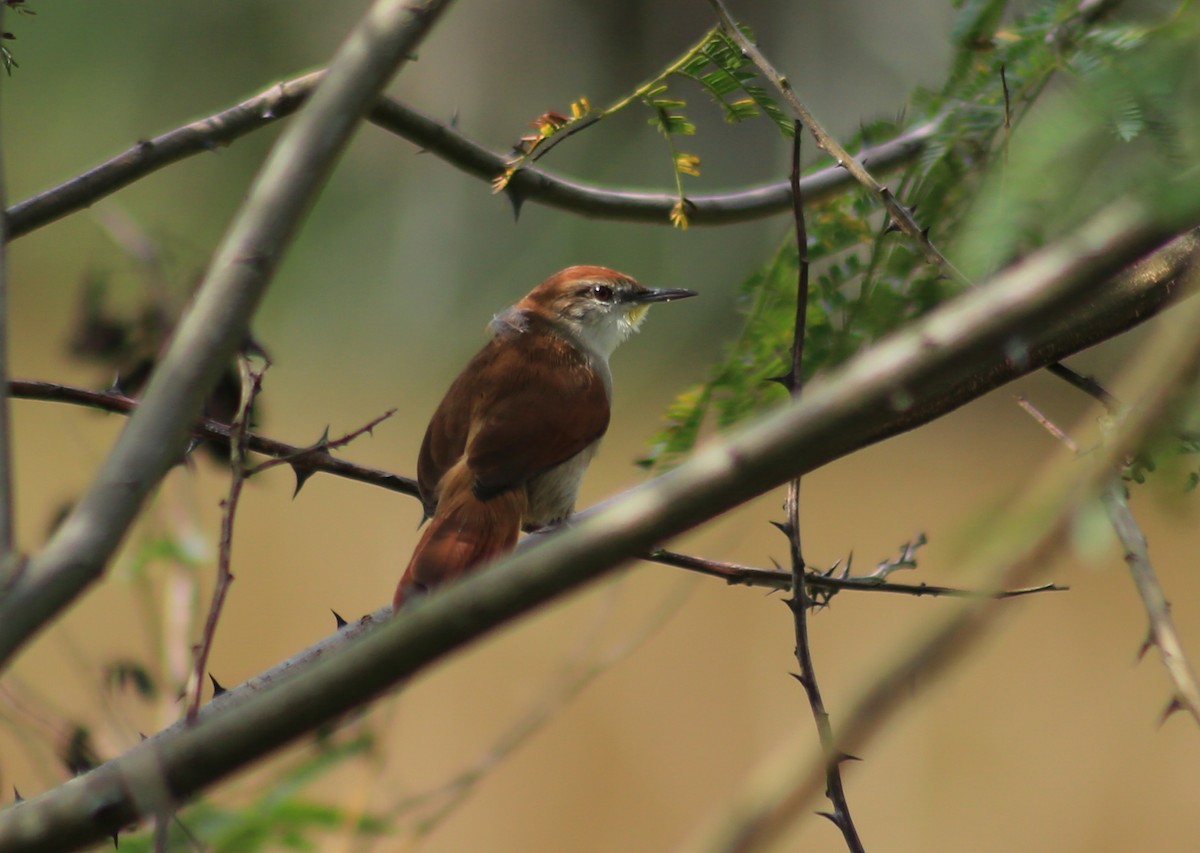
left=392, top=265, right=697, bottom=612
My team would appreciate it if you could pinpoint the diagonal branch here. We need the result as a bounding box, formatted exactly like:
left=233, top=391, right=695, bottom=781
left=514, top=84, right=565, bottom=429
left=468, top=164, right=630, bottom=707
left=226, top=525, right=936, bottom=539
left=0, top=194, right=1186, bottom=853
left=5, top=70, right=935, bottom=239
left=1101, top=479, right=1200, bottom=726
left=0, top=0, right=457, bottom=671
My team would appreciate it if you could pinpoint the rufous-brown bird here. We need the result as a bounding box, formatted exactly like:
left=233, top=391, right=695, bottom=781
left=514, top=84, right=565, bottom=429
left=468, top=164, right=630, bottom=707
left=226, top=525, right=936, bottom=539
left=392, top=265, right=696, bottom=611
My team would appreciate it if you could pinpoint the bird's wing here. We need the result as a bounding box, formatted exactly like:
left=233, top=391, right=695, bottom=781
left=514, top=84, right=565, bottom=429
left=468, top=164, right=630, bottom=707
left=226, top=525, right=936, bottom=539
left=468, top=328, right=610, bottom=499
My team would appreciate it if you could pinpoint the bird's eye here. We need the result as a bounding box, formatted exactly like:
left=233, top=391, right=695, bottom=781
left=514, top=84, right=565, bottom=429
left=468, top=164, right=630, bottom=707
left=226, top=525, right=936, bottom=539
left=591, top=284, right=614, bottom=302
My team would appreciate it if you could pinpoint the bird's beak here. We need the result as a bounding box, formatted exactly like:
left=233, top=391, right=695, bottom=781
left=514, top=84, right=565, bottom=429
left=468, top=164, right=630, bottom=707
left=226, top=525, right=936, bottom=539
left=626, top=287, right=699, bottom=304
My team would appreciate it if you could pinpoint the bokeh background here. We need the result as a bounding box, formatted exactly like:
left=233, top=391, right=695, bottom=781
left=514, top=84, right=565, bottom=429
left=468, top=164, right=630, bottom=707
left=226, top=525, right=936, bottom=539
left=4, top=1, right=1200, bottom=850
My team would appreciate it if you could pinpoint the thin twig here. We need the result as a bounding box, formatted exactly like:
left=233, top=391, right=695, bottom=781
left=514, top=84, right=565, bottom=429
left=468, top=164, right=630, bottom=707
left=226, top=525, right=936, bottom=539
left=6, top=379, right=418, bottom=497
left=780, top=122, right=864, bottom=851
left=185, top=357, right=265, bottom=724
left=1018, top=392, right=1200, bottom=726
left=1101, top=479, right=1200, bottom=726
left=0, top=1, right=16, bottom=576
left=649, top=549, right=1066, bottom=598
left=706, top=0, right=1117, bottom=412
left=6, top=70, right=935, bottom=238
left=1015, top=396, right=1080, bottom=454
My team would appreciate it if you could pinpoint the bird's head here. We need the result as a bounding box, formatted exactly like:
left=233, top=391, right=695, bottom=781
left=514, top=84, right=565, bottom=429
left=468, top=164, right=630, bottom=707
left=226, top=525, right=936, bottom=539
left=516, top=265, right=697, bottom=359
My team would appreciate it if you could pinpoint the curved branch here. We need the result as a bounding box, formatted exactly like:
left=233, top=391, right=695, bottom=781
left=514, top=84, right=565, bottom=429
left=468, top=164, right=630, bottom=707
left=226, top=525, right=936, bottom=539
left=5, top=70, right=935, bottom=239
left=0, top=196, right=1190, bottom=852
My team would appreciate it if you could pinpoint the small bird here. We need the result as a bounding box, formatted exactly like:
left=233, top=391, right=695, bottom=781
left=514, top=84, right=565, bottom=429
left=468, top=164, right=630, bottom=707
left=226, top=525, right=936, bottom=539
left=393, top=265, right=696, bottom=611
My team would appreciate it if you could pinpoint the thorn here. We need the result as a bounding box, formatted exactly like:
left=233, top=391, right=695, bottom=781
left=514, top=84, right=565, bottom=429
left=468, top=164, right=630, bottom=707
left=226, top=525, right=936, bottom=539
left=769, top=520, right=791, bottom=536
left=208, top=673, right=227, bottom=698
left=1158, top=696, right=1184, bottom=726
left=138, top=732, right=147, bottom=741
left=112, top=830, right=119, bottom=848
left=448, top=108, right=459, bottom=129
left=13, top=786, right=22, bottom=803
left=765, top=371, right=794, bottom=387
left=241, top=332, right=271, bottom=362
left=920, top=225, right=931, bottom=240
left=1136, top=630, right=1154, bottom=662
left=815, top=811, right=841, bottom=827
left=505, top=186, right=526, bottom=221
left=837, top=751, right=862, bottom=763
left=332, top=609, right=348, bottom=629
left=789, top=671, right=809, bottom=689
left=316, top=425, right=331, bottom=447
left=884, top=218, right=902, bottom=235
left=291, top=463, right=317, bottom=498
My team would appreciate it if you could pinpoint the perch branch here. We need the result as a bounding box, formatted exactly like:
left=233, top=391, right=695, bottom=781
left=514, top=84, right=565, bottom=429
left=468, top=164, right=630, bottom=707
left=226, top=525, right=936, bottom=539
left=0, top=196, right=1190, bottom=852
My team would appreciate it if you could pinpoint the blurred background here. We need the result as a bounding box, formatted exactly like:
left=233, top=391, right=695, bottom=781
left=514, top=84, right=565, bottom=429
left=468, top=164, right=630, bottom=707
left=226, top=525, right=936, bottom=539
left=4, top=1, right=1200, bottom=850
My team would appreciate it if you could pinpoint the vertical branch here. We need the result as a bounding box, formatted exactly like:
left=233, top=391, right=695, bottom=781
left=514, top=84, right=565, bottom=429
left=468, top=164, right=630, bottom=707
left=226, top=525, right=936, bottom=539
left=781, top=122, right=864, bottom=851
left=0, top=1, right=17, bottom=574
left=185, top=356, right=264, bottom=724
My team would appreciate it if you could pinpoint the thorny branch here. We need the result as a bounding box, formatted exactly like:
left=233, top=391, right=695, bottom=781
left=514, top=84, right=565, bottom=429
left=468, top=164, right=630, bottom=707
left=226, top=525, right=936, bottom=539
left=1017, top=396, right=1200, bottom=727
left=4, top=70, right=933, bottom=239
left=1103, top=480, right=1200, bottom=727
left=778, top=122, right=863, bottom=851
left=185, top=356, right=265, bottom=725
left=648, top=547, right=1066, bottom=599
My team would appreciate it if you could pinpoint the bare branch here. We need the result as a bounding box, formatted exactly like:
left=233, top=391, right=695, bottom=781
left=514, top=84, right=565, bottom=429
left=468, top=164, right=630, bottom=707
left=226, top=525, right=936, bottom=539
left=5, top=72, right=935, bottom=239
left=648, top=549, right=1066, bottom=598
left=6, top=380, right=419, bottom=497
left=185, top=356, right=266, bottom=724
left=1101, top=479, right=1200, bottom=726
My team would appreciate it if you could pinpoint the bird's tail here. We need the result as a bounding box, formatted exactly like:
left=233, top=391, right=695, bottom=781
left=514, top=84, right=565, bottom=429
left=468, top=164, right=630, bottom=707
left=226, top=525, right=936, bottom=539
left=393, top=461, right=526, bottom=612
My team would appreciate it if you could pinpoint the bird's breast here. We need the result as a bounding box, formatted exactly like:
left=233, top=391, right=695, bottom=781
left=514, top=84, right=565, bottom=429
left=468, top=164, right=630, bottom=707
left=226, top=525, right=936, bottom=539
left=525, top=440, right=601, bottom=526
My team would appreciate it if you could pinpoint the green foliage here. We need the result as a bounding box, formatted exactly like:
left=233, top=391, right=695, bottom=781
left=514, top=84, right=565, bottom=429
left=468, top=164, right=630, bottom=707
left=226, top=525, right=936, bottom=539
left=643, top=0, right=1200, bottom=468
left=496, top=26, right=793, bottom=228
left=675, top=28, right=794, bottom=137
left=119, top=735, right=386, bottom=851
left=1, top=1, right=35, bottom=74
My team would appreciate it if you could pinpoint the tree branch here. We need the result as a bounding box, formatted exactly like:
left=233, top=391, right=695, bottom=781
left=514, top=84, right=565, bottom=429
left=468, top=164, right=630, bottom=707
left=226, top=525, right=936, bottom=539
left=0, top=2, right=16, bottom=572
left=0, top=0, right=456, bottom=670
left=5, top=71, right=935, bottom=239
left=0, top=195, right=1189, bottom=852
left=1101, top=478, right=1200, bottom=726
